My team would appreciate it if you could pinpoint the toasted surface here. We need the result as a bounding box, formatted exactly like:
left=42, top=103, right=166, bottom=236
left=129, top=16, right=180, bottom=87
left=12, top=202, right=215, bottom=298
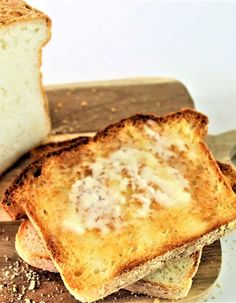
left=15, top=160, right=235, bottom=299
left=0, top=0, right=51, bottom=175
left=16, top=219, right=202, bottom=299
left=217, top=162, right=236, bottom=193
left=4, top=133, right=236, bottom=222
left=3, top=109, right=236, bottom=302
left=1, top=136, right=89, bottom=220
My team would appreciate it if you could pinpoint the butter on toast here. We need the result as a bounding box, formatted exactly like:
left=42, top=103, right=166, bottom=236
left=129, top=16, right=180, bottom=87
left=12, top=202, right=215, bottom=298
left=3, top=109, right=236, bottom=302
left=16, top=219, right=202, bottom=300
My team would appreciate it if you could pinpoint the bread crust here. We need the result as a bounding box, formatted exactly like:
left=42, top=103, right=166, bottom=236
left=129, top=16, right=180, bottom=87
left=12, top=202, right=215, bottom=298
left=0, top=0, right=51, bottom=26
left=126, top=251, right=201, bottom=300
left=1, top=136, right=89, bottom=219
left=2, top=109, right=236, bottom=302
left=16, top=218, right=202, bottom=300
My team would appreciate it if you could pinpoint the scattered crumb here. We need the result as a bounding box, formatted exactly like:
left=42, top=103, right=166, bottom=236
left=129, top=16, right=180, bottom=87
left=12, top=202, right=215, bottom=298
left=110, top=107, right=117, bottom=113
left=56, top=101, right=63, bottom=109
left=66, top=90, right=72, bottom=96
left=80, top=100, right=88, bottom=107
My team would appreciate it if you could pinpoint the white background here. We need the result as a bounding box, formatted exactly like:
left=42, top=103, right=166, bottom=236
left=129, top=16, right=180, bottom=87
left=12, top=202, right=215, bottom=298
left=28, top=1, right=236, bottom=302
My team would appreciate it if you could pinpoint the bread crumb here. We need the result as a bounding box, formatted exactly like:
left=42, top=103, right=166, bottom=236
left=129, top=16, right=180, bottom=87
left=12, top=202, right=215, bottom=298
left=57, top=101, right=63, bottom=108
left=80, top=100, right=88, bottom=107
left=110, top=107, right=117, bottom=113
left=28, top=279, right=36, bottom=290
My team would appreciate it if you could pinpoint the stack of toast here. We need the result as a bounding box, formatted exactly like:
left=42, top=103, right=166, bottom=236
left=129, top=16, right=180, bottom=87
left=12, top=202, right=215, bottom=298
left=2, top=108, right=236, bottom=302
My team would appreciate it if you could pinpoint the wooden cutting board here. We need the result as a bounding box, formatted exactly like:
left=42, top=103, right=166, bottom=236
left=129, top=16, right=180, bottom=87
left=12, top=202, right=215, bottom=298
left=0, top=77, right=235, bottom=303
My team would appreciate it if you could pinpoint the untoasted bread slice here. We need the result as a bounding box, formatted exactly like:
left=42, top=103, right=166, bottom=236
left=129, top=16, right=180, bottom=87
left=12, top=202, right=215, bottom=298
left=16, top=219, right=201, bottom=300
left=126, top=250, right=201, bottom=300
left=3, top=109, right=236, bottom=302
left=15, top=160, right=236, bottom=300
left=0, top=0, right=51, bottom=174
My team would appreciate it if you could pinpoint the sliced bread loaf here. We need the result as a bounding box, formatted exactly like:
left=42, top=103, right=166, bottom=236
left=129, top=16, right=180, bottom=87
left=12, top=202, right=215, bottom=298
left=0, top=0, right=51, bottom=174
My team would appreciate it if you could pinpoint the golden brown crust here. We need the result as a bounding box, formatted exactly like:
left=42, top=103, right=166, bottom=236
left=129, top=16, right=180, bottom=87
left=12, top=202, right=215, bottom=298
left=2, top=109, right=236, bottom=302
left=16, top=218, right=202, bottom=299
left=2, top=109, right=207, bottom=218
left=0, top=0, right=51, bottom=26
left=1, top=136, right=89, bottom=219
left=217, top=161, right=236, bottom=193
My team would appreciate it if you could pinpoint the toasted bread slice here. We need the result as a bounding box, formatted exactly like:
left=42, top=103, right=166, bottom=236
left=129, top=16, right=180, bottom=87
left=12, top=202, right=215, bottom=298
left=15, top=160, right=235, bottom=300
left=16, top=219, right=201, bottom=300
left=3, top=131, right=236, bottom=222
left=3, top=109, right=236, bottom=302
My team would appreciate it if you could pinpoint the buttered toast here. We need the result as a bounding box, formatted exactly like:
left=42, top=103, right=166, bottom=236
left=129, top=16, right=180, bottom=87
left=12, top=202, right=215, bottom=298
left=16, top=219, right=202, bottom=300
left=3, top=109, right=236, bottom=302
left=15, top=160, right=236, bottom=300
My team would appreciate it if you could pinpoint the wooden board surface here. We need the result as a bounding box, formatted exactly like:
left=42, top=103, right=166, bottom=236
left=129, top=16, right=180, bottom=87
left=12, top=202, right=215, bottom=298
left=0, top=77, right=233, bottom=302
left=46, top=77, right=194, bottom=134
left=0, top=221, right=221, bottom=303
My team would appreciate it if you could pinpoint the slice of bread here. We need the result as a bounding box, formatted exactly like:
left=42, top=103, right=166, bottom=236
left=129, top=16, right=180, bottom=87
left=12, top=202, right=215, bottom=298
left=4, top=130, right=236, bottom=222
left=126, top=251, right=201, bottom=300
left=14, top=136, right=236, bottom=300
left=3, top=109, right=236, bottom=302
left=15, top=219, right=202, bottom=300
left=0, top=0, right=51, bottom=174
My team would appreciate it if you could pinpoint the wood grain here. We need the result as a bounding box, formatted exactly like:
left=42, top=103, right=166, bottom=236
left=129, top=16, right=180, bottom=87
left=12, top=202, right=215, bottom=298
left=0, top=221, right=221, bottom=303
left=46, top=77, right=194, bottom=134
left=0, top=78, right=227, bottom=302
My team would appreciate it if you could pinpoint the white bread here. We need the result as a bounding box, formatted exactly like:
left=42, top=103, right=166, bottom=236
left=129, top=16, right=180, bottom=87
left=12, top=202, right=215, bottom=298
left=3, top=109, right=236, bottom=302
left=15, top=219, right=202, bottom=300
left=0, top=0, right=51, bottom=174
left=126, top=250, right=201, bottom=300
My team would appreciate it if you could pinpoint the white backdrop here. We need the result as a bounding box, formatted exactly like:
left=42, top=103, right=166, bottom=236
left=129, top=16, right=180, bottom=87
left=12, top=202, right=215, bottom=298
left=27, top=1, right=236, bottom=302
left=28, top=0, right=236, bottom=134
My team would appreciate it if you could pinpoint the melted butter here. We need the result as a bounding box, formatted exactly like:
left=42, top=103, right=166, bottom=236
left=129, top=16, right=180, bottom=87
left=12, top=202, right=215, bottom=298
left=64, top=126, right=191, bottom=234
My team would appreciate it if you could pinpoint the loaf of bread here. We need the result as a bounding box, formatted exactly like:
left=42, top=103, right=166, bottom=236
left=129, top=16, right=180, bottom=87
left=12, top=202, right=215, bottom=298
left=0, top=0, right=51, bottom=174
left=4, top=109, right=236, bottom=302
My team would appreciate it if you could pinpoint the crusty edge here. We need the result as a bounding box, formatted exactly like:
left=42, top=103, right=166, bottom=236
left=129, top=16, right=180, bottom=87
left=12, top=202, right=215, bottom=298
left=125, top=250, right=202, bottom=299
left=0, top=0, right=52, bottom=175
left=1, top=136, right=89, bottom=219
left=27, top=213, right=235, bottom=302
left=15, top=220, right=57, bottom=272
left=125, top=278, right=192, bottom=300
left=217, top=161, right=236, bottom=193
left=1, top=108, right=208, bottom=217
left=0, top=0, right=51, bottom=27
left=15, top=218, right=202, bottom=300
